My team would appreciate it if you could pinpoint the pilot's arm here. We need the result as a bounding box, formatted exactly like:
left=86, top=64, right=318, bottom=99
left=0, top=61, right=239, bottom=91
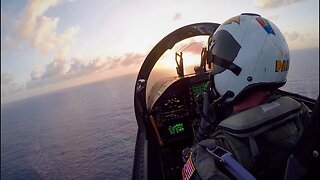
left=182, top=140, right=231, bottom=180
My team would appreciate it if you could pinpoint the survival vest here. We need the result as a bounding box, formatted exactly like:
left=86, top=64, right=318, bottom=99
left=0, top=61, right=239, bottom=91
left=211, top=96, right=310, bottom=179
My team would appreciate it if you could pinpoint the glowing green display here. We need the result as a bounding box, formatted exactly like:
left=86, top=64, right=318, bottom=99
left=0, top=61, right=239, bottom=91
left=168, top=123, right=184, bottom=135
left=192, top=82, right=208, bottom=99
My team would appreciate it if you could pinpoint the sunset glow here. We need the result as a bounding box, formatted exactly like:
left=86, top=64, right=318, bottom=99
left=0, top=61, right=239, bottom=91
left=1, top=0, right=319, bottom=104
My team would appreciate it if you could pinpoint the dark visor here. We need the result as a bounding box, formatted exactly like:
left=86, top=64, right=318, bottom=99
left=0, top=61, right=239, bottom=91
left=209, top=30, right=242, bottom=76
left=211, top=54, right=242, bottom=75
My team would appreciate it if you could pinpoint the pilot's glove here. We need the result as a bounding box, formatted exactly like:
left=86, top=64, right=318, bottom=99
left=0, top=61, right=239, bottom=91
left=182, top=139, right=231, bottom=180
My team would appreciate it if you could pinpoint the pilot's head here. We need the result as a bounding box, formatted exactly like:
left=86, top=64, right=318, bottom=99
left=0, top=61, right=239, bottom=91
left=208, top=13, right=290, bottom=103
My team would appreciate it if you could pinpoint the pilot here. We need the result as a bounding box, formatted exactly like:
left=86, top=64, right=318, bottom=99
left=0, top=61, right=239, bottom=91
left=182, top=14, right=311, bottom=180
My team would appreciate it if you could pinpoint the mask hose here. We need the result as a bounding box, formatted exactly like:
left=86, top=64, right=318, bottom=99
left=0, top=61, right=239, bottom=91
left=194, top=90, right=234, bottom=143
left=194, top=90, right=210, bottom=143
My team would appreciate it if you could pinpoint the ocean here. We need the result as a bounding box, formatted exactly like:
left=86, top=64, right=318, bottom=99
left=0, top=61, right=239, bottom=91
left=1, top=48, right=319, bottom=179
left=1, top=75, right=138, bottom=179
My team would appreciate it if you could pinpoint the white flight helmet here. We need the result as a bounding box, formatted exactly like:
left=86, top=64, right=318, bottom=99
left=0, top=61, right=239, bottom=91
left=209, top=13, right=290, bottom=103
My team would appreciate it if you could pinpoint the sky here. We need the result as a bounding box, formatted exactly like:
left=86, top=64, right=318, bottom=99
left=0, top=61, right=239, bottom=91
left=1, top=0, right=319, bottom=104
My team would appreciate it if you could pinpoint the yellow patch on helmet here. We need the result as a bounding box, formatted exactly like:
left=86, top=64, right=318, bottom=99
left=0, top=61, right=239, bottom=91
left=222, top=16, right=240, bottom=25
left=275, top=60, right=289, bottom=72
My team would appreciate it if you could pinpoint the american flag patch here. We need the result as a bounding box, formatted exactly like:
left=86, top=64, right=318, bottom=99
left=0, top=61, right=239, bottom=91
left=182, top=154, right=195, bottom=180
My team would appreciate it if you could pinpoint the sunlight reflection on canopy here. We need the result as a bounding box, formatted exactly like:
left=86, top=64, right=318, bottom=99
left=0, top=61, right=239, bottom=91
left=146, top=36, right=209, bottom=101
left=154, top=36, right=209, bottom=73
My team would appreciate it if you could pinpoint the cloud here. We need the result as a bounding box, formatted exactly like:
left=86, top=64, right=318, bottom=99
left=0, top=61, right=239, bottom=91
left=68, top=58, right=85, bottom=73
left=41, top=56, right=67, bottom=79
left=27, top=53, right=68, bottom=88
left=68, top=57, right=109, bottom=74
left=30, top=65, right=42, bottom=80
left=254, top=0, right=306, bottom=9
left=118, top=53, right=145, bottom=67
left=30, top=16, right=79, bottom=53
left=2, top=0, right=79, bottom=54
left=18, top=0, right=60, bottom=39
left=68, top=53, right=145, bottom=74
left=1, top=71, right=15, bottom=85
left=284, top=31, right=304, bottom=41
left=85, top=58, right=108, bottom=72
left=27, top=52, right=145, bottom=89
left=6, top=51, right=145, bottom=102
left=1, top=71, right=23, bottom=97
left=172, top=13, right=182, bottom=21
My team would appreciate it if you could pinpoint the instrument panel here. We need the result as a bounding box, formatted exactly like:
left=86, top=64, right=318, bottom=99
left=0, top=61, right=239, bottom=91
left=150, top=73, right=210, bottom=146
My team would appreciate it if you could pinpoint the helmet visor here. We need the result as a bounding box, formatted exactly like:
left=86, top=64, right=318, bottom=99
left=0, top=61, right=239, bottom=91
left=208, top=30, right=242, bottom=76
